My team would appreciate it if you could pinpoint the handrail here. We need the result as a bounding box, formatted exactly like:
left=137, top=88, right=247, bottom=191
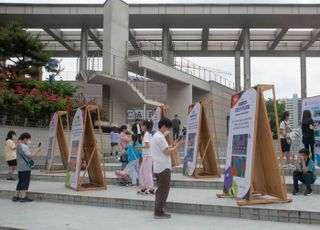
left=126, top=40, right=235, bottom=89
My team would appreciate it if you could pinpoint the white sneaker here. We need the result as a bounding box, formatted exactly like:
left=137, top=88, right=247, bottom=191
left=283, top=164, right=288, bottom=169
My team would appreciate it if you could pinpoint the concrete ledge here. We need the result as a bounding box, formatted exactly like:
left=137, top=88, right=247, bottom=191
left=1, top=171, right=319, bottom=194
left=0, top=180, right=319, bottom=225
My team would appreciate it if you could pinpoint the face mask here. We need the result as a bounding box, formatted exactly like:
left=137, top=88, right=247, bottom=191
left=27, top=140, right=32, bottom=145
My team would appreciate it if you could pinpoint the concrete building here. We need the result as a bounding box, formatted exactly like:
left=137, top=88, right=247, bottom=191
left=1, top=0, right=320, bottom=149
left=283, top=94, right=302, bottom=130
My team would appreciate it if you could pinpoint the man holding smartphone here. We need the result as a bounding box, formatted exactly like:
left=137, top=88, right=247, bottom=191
left=151, top=118, right=182, bottom=219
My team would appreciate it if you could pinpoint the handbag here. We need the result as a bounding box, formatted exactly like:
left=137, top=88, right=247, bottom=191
left=20, top=152, right=35, bottom=169
left=120, top=148, right=128, bottom=163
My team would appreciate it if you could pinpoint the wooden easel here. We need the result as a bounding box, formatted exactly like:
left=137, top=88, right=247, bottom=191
left=194, top=99, right=221, bottom=178
left=67, top=105, right=106, bottom=191
left=42, top=111, right=69, bottom=173
left=217, top=84, right=292, bottom=206
left=152, top=105, right=181, bottom=166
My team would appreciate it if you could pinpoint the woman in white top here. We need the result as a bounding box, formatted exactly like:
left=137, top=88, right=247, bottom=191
left=280, top=111, right=292, bottom=168
left=136, top=120, right=154, bottom=194
left=4, top=130, right=17, bottom=181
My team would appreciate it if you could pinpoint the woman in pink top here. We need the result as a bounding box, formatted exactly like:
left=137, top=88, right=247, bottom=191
left=119, top=125, right=131, bottom=169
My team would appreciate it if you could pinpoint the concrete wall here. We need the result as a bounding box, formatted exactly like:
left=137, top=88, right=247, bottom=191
left=0, top=126, right=111, bottom=164
left=133, top=80, right=167, bottom=103
left=167, top=83, right=192, bottom=125
left=67, top=81, right=103, bottom=105
left=209, top=81, right=235, bottom=155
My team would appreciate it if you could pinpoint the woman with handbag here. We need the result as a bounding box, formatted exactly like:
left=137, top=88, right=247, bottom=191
left=12, top=132, right=41, bottom=202
left=119, top=125, right=130, bottom=170
left=280, top=111, right=292, bottom=169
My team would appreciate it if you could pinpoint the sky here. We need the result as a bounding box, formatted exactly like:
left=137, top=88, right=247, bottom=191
left=3, top=0, right=320, bottom=99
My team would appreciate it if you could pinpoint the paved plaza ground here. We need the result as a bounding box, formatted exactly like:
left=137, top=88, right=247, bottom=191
left=0, top=198, right=319, bottom=230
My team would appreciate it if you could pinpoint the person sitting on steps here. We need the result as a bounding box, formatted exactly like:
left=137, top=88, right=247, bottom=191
left=292, top=148, right=317, bottom=196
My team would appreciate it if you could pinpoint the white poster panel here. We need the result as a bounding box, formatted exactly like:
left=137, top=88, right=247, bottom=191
left=223, top=88, right=257, bottom=199
left=183, top=102, right=201, bottom=176
left=66, top=108, right=84, bottom=189
left=151, top=107, right=161, bottom=133
left=301, top=96, right=320, bottom=165
left=45, top=113, right=58, bottom=170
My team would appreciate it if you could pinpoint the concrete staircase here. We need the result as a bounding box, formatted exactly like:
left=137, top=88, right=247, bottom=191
left=1, top=155, right=320, bottom=225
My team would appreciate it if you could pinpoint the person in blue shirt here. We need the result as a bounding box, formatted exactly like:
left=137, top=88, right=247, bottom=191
left=126, top=134, right=142, bottom=186
left=292, top=148, right=317, bottom=196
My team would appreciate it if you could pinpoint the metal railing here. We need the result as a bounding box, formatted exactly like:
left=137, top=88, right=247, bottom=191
left=126, top=40, right=235, bottom=89
left=173, top=57, right=235, bottom=89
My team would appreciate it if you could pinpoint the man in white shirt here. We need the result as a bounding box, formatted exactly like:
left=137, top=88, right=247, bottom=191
left=151, top=118, right=182, bottom=219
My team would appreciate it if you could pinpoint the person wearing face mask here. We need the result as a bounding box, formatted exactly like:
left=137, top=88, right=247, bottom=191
left=12, top=132, right=41, bottom=202
left=4, top=130, right=17, bottom=181
left=151, top=118, right=183, bottom=219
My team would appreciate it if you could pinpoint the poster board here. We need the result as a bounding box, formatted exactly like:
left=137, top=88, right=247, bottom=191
left=301, top=96, right=320, bottom=166
left=151, top=107, right=162, bottom=134
left=43, top=111, right=69, bottom=173
left=217, top=84, right=291, bottom=206
left=151, top=105, right=181, bottom=166
left=65, top=105, right=106, bottom=191
left=183, top=100, right=220, bottom=178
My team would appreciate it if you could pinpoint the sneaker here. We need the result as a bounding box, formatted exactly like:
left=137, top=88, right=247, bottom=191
left=137, top=188, right=147, bottom=195
left=149, top=189, right=155, bottom=195
left=154, top=212, right=171, bottom=219
left=11, top=196, right=20, bottom=202
left=20, top=197, right=33, bottom=202
left=292, top=190, right=299, bottom=195
left=6, top=177, right=15, bottom=181
left=304, top=190, right=312, bottom=196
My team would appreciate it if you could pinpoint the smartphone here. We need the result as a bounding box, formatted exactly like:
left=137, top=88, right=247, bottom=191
left=38, top=142, right=42, bottom=147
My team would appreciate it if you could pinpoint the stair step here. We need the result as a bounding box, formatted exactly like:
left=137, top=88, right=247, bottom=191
left=1, top=171, right=319, bottom=194
left=0, top=180, right=319, bottom=225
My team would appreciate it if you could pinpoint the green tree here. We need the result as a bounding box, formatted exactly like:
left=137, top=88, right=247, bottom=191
left=0, top=22, right=50, bottom=80
left=265, top=98, right=286, bottom=139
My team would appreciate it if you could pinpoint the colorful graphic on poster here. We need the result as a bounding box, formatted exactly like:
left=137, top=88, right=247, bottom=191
left=151, top=107, right=161, bottom=133
left=223, top=88, right=257, bottom=199
left=183, top=102, right=201, bottom=176
left=301, top=96, right=320, bottom=166
left=45, top=113, right=58, bottom=170
left=232, top=134, right=248, bottom=155
left=66, top=108, right=84, bottom=189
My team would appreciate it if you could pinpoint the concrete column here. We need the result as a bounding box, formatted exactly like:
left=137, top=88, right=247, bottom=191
left=167, top=83, right=192, bottom=125
left=143, top=68, right=147, bottom=119
left=300, top=51, right=307, bottom=99
left=235, top=51, right=241, bottom=91
left=162, top=27, right=174, bottom=66
left=80, top=27, right=88, bottom=72
left=103, top=0, right=129, bottom=78
left=143, top=68, right=147, bottom=96
left=243, top=27, right=251, bottom=90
